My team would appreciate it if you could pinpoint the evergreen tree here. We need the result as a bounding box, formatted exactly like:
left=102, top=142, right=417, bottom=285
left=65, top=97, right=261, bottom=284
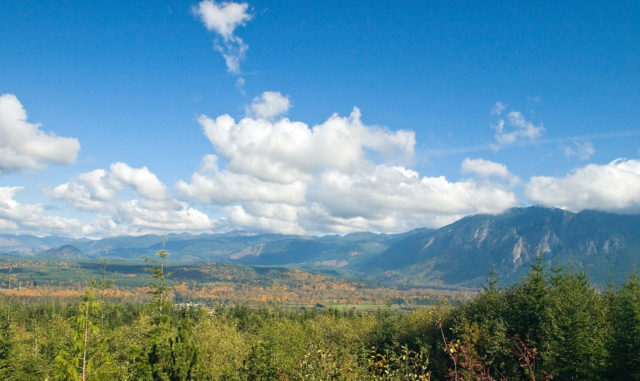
left=506, top=255, right=548, bottom=348
left=140, top=240, right=198, bottom=380
left=540, top=269, right=608, bottom=380
left=608, top=271, right=640, bottom=379
left=54, top=282, right=115, bottom=380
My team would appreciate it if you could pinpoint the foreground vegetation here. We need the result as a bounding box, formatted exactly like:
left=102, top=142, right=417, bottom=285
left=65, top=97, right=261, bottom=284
left=1, top=254, right=640, bottom=380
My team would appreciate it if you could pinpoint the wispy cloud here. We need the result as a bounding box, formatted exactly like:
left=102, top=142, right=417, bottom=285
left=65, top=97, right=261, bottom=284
left=564, top=140, right=595, bottom=160
left=491, top=101, right=506, bottom=116
left=425, top=101, right=640, bottom=159
left=194, top=1, right=252, bottom=84
left=491, top=102, right=544, bottom=149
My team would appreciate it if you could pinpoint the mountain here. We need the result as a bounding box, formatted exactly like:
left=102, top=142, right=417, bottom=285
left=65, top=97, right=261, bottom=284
left=40, top=245, right=87, bottom=259
left=1, top=207, right=640, bottom=287
left=0, top=234, right=76, bottom=255
left=357, top=206, right=640, bottom=287
left=0, top=231, right=400, bottom=269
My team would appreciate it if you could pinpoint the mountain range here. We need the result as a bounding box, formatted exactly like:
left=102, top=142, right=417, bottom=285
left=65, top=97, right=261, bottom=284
left=2, top=206, right=639, bottom=287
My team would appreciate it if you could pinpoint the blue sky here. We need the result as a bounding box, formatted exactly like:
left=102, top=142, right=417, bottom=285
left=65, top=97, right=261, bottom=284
left=1, top=0, right=639, bottom=237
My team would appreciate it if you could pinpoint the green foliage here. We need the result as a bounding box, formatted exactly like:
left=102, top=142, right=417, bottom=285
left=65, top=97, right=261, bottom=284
left=4, top=258, right=640, bottom=379
left=504, top=255, right=548, bottom=347
left=145, top=241, right=173, bottom=308
left=54, top=283, right=116, bottom=380
left=540, top=269, right=608, bottom=379
left=192, top=315, right=249, bottom=380
left=607, top=270, right=640, bottom=379
left=367, top=344, right=431, bottom=380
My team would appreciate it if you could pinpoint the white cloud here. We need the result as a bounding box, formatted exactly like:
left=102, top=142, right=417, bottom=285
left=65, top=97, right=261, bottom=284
left=179, top=106, right=518, bottom=234
left=491, top=104, right=544, bottom=149
left=194, top=1, right=252, bottom=75
left=248, top=91, right=291, bottom=119
left=526, top=159, right=640, bottom=212
left=564, top=141, right=595, bottom=160
left=0, top=93, right=525, bottom=236
left=109, top=162, right=167, bottom=200
left=225, top=203, right=304, bottom=235
left=194, top=1, right=251, bottom=39
left=0, top=94, right=80, bottom=174
left=177, top=154, right=306, bottom=205
left=51, top=162, right=166, bottom=210
left=50, top=162, right=217, bottom=235
left=3, top=97, right=523, bottom=237
left=197, top=107, right=415, bottom=183
left=461, top=157, right=519, bottom=184
left=0, top=186, right=84, bottom=235
left=310, top=165, right=517, bottom=230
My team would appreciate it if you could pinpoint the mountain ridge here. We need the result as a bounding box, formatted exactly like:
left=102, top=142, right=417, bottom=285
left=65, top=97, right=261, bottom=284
left=2, top=206, right=639, bottom=287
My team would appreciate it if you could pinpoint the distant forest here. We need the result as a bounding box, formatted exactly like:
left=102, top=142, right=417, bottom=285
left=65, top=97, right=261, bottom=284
left=1, top=252, right=640, bottom=380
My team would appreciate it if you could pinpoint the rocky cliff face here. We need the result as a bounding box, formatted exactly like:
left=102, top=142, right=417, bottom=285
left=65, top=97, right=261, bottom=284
left=359, top=207, right=640, bottom=287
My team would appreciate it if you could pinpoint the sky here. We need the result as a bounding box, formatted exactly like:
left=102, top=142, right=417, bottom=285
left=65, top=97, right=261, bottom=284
left=0, top=0, right=639, bottom=237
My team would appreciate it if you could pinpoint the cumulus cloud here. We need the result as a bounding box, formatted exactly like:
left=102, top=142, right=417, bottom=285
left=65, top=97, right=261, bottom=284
left=491, top=103, right=544, bottom=149
left=50, top=162, right=216, bottom=235
left=248, top=91, right=291, bottom=119
left=197, top=107, right=415, bottom=183
left=0, top=94, right=80, bottom=174
left=564, top=141, right=595, bottom=160
left=526, top=159, right=640, bottom=212
left=310, top=166, right=517, bottom=230
left=178, top=106, right=518, bottom=234
left=1, top=93, right=524, bottom=236
left=194, top=1, right=252, bottom=75
left=177, top=154, right=306, bottom=205
left=225, top=203, right=305, bottom=235
left=0, top=186, right=84, bottom=235
left=109, top=162, right=167, bottom=200
left=461, top=158, right=513, bottom=180
left=4, top=98, right=522, bottom=237
left=50, top=163, right=167, bottom=211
